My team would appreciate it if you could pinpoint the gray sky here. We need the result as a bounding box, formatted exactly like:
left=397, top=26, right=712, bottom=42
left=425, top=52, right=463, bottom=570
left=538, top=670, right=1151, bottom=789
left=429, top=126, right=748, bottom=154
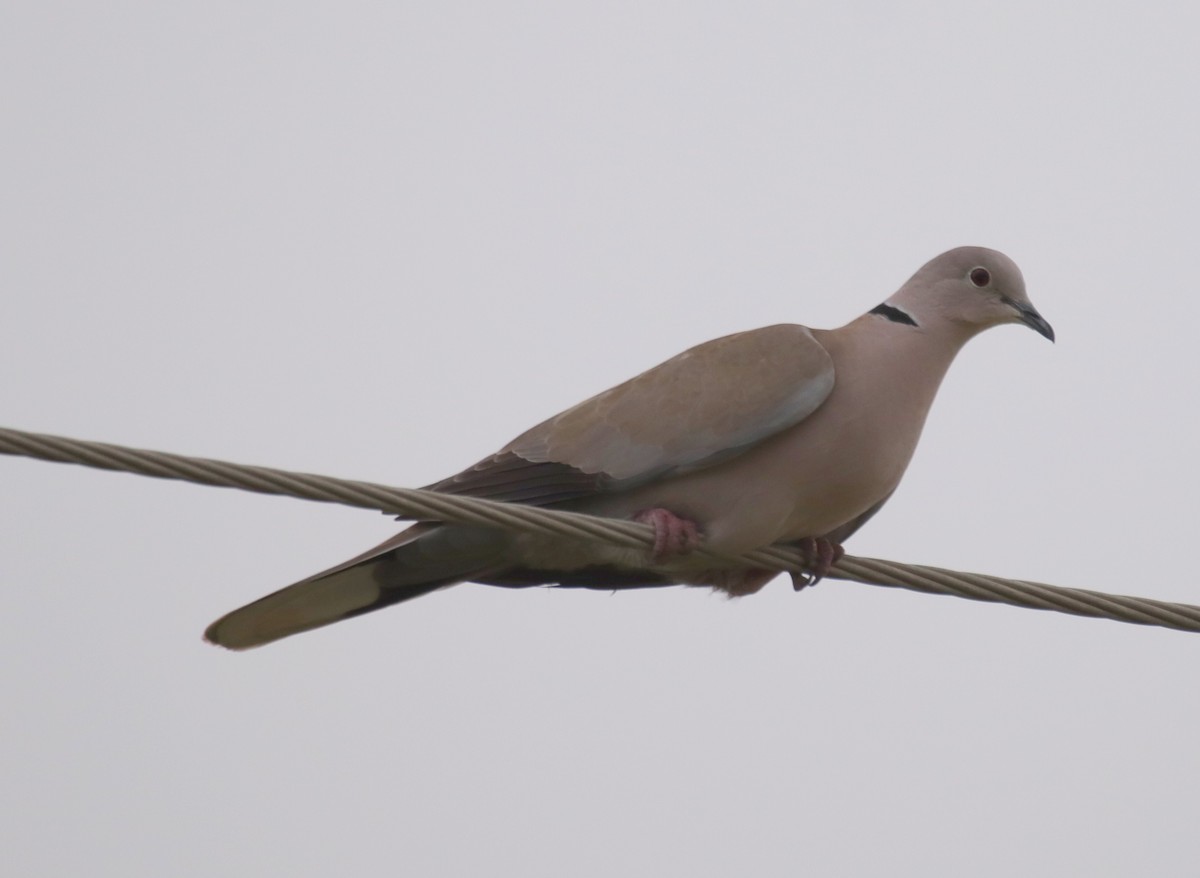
left=4, top=2, right=1199, bottom=875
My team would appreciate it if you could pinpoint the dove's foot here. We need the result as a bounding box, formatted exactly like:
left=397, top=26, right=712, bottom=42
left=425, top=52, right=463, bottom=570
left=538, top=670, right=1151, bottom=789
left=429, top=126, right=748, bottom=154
left=634, top=508, right=701, bottom=560
left=790, top=537, right=845, bottom=591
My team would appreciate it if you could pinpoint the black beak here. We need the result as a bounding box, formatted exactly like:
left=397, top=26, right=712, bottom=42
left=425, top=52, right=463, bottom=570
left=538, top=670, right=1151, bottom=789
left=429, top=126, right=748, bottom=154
left=1006, top=298, right=1055, bottom=342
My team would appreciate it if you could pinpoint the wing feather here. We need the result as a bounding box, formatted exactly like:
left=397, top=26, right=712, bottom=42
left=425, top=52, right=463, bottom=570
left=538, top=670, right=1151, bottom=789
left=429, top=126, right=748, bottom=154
left=428, top=324, right=834, bottom=507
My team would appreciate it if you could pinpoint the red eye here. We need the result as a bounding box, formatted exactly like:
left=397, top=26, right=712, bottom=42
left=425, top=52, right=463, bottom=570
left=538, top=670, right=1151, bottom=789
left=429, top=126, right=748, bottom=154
left=969, top=267, right=991, bottom=287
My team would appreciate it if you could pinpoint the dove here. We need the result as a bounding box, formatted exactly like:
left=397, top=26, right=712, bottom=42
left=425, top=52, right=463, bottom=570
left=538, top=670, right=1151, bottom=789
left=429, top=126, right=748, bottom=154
left=205, top=246, right=1053, bottom=649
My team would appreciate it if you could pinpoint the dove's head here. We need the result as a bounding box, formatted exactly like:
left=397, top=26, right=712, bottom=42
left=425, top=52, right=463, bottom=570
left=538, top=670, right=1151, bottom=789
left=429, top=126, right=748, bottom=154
left=886, top=246, right=1054, bottom=342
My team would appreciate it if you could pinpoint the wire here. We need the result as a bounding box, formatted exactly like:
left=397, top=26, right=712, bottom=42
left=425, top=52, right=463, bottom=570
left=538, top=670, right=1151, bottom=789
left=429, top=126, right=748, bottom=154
left=3, top=426, right=1196, bottom=633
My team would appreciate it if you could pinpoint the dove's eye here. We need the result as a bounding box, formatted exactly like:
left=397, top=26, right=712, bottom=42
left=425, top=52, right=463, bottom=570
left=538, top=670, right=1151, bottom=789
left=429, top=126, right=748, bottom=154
left=969, top=267, right=991, bottom=287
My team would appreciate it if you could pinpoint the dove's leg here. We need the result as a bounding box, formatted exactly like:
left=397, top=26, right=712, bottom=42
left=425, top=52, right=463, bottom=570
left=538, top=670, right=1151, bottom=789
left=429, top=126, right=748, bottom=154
left=791, top=537, right=845, bottom=590
left=633, top=508, right=701, bottom=560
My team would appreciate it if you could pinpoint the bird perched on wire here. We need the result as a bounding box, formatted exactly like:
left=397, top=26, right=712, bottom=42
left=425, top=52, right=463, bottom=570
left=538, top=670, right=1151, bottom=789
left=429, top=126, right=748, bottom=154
left=206, top=246, right=1053, bottom=649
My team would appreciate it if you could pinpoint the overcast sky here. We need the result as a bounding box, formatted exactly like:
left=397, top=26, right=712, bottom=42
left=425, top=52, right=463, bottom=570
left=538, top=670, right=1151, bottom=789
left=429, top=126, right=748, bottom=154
left=4, top=3, right=1200, bottom=876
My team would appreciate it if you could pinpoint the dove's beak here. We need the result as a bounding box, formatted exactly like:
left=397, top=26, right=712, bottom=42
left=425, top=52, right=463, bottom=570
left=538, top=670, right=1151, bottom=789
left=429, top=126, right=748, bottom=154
left=1005, top=298, right=1055, bottom=342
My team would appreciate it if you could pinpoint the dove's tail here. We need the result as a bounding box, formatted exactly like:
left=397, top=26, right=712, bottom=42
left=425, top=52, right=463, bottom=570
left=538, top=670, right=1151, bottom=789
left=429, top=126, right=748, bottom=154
left=204, top=524, right=510, bottom=650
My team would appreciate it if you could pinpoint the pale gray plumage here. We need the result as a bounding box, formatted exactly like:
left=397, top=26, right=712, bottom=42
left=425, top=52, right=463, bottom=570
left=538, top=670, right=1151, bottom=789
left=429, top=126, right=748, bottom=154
left=206, top=246, right=1053, bottom=649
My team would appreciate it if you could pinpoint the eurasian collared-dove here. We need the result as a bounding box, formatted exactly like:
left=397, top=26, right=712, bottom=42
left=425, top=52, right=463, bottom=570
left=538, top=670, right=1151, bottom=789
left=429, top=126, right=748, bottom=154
left=206, top=246, right=1053, bottom=649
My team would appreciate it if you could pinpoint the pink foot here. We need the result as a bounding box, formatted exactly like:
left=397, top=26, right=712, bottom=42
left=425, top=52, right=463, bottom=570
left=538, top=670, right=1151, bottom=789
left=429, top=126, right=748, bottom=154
left=790, top=537, right=845, bottom=591
left=634, top=508, right=702, bottom=560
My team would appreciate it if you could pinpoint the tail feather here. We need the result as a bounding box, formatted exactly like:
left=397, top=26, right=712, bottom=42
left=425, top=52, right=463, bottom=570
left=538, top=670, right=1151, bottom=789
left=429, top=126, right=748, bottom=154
left=205, top=524, right=509, bottom=650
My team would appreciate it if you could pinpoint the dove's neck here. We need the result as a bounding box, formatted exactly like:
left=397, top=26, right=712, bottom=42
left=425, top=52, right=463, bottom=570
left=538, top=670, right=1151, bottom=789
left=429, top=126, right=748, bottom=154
left=816, top=311, right=977, bottom=454
left=845, top=305, right=977, bottom=367
left=875, top=281, right=1000, bottom=347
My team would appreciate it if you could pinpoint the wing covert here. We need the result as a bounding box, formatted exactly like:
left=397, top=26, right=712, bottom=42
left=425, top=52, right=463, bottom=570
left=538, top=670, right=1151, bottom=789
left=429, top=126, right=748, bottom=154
left=429, top=323, right=834, bottom=506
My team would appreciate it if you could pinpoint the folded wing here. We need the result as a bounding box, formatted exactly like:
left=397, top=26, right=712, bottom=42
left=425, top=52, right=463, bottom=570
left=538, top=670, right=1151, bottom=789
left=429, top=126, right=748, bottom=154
left=430, top=323, right=835, bottom=506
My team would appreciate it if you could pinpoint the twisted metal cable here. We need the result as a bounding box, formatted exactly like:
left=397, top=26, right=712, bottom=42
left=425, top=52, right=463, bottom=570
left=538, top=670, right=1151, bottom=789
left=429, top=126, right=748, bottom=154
left=3, top=425, right=1198, bottom=634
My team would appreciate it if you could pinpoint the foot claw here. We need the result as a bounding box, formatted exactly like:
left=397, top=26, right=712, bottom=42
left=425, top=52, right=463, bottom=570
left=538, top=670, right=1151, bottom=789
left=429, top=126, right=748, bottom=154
left=634, top=508, right=701, bottom=561
left=791, top=537, right=844, bottom=591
